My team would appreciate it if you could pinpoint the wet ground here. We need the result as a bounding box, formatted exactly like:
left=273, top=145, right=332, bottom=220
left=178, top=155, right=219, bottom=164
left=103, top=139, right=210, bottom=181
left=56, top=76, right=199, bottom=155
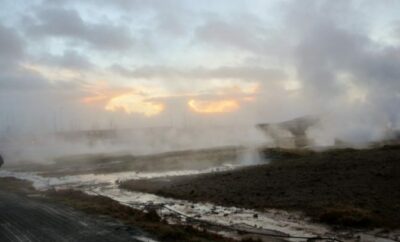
left=120, top=146, right=400, bottom=241
left=0, top=162, right=332, bottom=241
left=2, top=146, right=400, bottom=241
left=0, top=189, right=149, bottom=242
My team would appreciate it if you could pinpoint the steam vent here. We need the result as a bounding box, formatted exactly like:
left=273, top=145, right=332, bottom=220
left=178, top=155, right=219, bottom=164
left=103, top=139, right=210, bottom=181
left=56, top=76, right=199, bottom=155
left=257, top=116, right=319, bottom=148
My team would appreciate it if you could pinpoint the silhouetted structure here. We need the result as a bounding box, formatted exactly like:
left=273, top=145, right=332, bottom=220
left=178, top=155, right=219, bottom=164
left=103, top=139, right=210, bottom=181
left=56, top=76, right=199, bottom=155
left=257, top=116, right=319, bottom=148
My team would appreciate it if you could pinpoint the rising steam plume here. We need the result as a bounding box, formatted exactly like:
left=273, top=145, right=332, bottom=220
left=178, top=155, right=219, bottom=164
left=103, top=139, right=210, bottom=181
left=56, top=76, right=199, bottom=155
left=0, top=0, right=400, bottom=163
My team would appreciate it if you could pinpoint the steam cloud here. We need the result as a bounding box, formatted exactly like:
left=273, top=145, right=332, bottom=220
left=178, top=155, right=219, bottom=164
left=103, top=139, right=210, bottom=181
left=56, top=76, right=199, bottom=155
left=0, top=0, right=400, bottom=162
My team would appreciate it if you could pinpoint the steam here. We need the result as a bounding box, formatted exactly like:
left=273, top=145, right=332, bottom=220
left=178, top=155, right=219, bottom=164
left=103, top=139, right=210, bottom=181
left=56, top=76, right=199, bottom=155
left=0, top=125, right=268, bottom=164
left=1, top=0, right=400, bottom=164
left=237, top=147, right=266, bottom=165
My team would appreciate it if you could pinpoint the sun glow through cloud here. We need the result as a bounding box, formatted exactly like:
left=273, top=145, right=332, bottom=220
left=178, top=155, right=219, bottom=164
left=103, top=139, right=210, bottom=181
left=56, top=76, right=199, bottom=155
left=105, top=93, right=164, bottom=116
left=188, top=99, right=240, bottom=114
left=81, top=83, right=166, bottom=116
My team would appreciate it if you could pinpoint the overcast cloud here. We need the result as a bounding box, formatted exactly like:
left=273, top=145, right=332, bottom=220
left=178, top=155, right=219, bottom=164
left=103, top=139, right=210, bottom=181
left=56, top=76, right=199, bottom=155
left=0, top=0, right=399, bottom=145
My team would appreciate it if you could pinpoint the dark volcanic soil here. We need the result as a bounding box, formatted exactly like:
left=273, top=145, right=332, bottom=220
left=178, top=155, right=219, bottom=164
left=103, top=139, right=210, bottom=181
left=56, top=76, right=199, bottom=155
left=121, top=145, right=400, bottom=229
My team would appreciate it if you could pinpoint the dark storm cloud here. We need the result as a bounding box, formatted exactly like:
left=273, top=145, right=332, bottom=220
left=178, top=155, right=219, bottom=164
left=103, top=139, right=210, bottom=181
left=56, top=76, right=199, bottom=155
left=25, top=7, right=135, bottom=51
left=111, top=65, right=287, bottom=83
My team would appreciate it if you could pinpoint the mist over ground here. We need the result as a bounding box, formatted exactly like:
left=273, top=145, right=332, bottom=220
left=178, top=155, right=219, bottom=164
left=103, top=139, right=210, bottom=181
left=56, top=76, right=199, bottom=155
left=1, top=0, right=400, bottom=163
left=0, top=126, right=267, bottom=164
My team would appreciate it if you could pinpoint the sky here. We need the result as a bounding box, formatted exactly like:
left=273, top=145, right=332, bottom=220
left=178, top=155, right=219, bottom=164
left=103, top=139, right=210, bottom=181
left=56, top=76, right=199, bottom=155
left=0, top=0, right=400, bottom=143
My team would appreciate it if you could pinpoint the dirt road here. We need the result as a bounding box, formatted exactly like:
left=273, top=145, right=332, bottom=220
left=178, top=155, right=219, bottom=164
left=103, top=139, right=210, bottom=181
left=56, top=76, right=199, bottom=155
left=0, top=190, right=145, bottom=242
